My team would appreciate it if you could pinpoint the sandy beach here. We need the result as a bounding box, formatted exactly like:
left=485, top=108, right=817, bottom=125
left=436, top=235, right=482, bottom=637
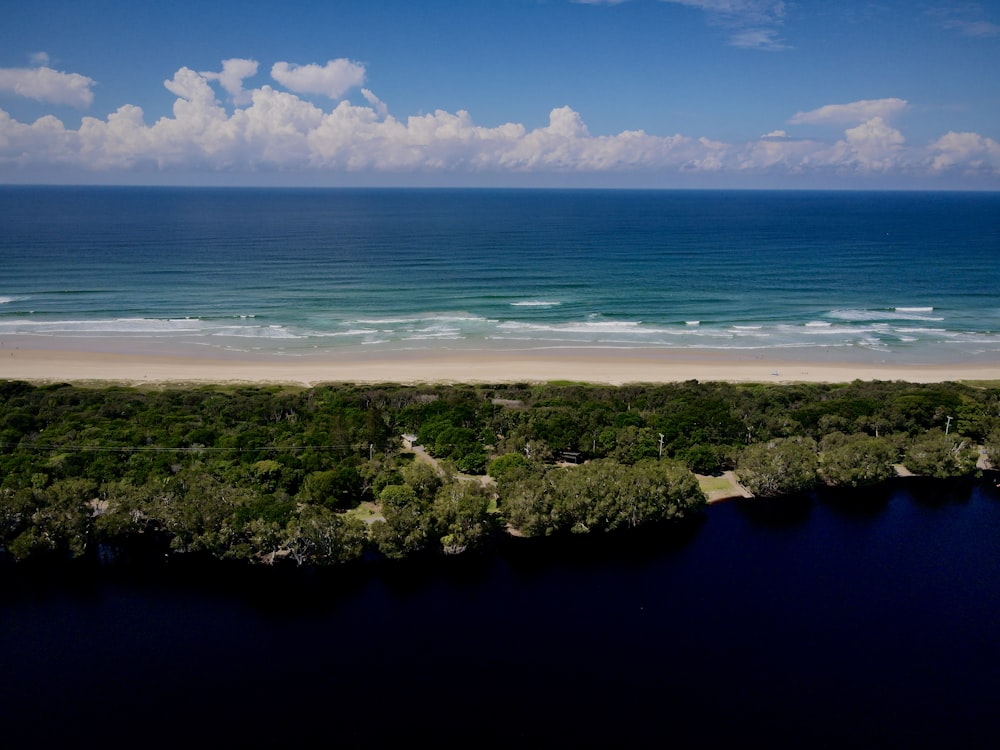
left=2, top=343, right=999, bottom=386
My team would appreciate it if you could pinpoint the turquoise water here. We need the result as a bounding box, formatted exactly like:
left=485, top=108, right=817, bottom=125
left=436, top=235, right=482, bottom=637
left=1, top=187, right=999, bottom=362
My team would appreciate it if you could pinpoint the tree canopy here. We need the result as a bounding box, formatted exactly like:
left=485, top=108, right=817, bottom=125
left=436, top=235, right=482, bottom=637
left=1, top=378, right=995, bottom=564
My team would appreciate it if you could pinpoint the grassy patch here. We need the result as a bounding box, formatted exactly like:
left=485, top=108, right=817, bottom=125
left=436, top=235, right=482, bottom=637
left=961, top=380, right=1000, bottom=389
left=345, top=501, right=384, bottom=523
left=698, top=475, right=734, bottom=493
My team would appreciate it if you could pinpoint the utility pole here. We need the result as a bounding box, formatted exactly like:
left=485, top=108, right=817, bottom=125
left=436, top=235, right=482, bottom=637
left=658, top=433, right=665, bottom=458
left=945, top=415, right=953, bottom=435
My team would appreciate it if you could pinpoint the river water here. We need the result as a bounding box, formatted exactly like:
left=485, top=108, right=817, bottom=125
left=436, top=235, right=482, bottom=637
left=2, top=480, right=998, bottom=748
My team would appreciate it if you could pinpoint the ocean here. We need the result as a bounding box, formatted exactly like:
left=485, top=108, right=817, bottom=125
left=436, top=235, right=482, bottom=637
left=1, top=186, right=999, bottom=363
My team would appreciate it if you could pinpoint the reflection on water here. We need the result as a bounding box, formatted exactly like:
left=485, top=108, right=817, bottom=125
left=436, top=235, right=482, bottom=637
left=2, top=480, right=998, bottom=748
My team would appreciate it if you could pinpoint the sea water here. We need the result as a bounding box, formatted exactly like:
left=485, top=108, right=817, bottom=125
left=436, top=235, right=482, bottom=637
left=1, top=187, right=998, bottom=363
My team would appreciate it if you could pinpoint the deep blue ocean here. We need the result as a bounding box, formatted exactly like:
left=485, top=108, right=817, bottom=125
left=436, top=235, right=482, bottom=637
left=2, top=482, right=999, bottom=747
left=1, top=186, right=999, bottom=363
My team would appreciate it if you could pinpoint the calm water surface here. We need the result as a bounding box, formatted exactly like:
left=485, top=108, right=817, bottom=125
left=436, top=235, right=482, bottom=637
left=2, top=480, right=999, bottom=747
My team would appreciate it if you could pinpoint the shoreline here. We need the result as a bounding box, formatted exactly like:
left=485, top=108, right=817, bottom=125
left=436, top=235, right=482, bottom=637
left=3, top=344, right=1000, bottom=386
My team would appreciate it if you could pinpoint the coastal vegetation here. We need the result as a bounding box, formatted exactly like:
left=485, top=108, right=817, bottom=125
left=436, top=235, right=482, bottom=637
left=1, top=378, right=997, bottom=566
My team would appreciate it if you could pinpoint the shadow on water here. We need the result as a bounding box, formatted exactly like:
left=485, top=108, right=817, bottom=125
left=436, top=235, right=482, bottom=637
left=816, top=482, right=895, bottom=519
left=897, top=475, right=980, bottom=507
left=0, top=514, right=711, bottom=616
left=497, top=513, right=706, bottom=573
left=731, top=491, right=814, bottom=530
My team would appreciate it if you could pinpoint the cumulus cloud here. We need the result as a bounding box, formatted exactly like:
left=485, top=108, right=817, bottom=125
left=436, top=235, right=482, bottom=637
left=839, top=117, right=906, bottom=172
left=789, top=98, right=908, bottom=126
left=928, top=131, right=1000, bottom=174
left=0, top=65, right=96, bottom=108
left=271, top=59, right=366, bottom=99
left=201, top=58, right=259, bottom=105
left=361, top=88, right=388, bottom=118
left=0, top=62, right=997, bottom=185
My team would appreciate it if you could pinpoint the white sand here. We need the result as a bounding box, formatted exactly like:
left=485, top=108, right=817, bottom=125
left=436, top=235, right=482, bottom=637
left=2, top=345, right=998, bottom=386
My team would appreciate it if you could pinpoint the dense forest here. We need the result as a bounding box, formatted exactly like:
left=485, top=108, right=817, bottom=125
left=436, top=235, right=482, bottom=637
left=1, top=378, right=997, bottom=566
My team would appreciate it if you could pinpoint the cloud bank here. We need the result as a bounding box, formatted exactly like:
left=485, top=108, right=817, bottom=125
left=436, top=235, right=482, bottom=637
left=0, top=60, right=997, bottom=187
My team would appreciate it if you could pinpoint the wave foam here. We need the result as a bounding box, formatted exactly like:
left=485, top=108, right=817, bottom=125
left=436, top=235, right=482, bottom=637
left=828, top=308, right=944, bottom=322
left=497, top=320, right=645, bottom=334
left=0, top=316, right=303, bottom=339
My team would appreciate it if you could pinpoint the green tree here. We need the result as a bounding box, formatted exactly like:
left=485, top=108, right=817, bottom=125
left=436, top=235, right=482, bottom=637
left=300, top=465, right=364, bottom=509
left=400, top=460, right=444, bottom=503
left=499, top=458, right=704, bottom=537
left=819, top=433, right=898, bottom=488
left=433, top=481, right=497, bottom=554
left=371, top=484, right=434, bottom=558
left=283, top=505, right=366, bottom=566
left=903, top=430, right=979, bottom=479
left=497, top=466, right=553, bottom=537
left=0, top=487, right=38, bottom=553
left=487, top=452, right=532, bottom=483
left=983, top=425, right=1000, bottom=470
left=737, top=438, right=819, bottom=497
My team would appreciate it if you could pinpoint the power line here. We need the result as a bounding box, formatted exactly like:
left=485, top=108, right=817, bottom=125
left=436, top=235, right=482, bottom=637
left=0, top=442, right=371, bottom=454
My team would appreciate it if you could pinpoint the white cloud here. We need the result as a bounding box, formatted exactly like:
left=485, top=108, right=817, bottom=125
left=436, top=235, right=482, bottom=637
left=930, top=3, right=1000, bottom=38
left=839, top=117, right=906, bottom=172
left=928, top=131, right=1000, bottom=174
left=789, top=98, right=908, bottom=126
left=947, top=19, right=1000, bottom=36
left=29, top=52, right=51, bottom=67
left=361, top=88, right=388, bottom=118
left=570, top=1, right=788, bottom=49
left=271, top=59, right=366, bottom=99
left=0, top=62, right=997, bottom=185
left=202, top=58, right=259, bottom=105
left=0, top=66, right=96, bottom=108
left=661, top=0, right=788, bottom=49
left=729, top=27, right=783, bottom=49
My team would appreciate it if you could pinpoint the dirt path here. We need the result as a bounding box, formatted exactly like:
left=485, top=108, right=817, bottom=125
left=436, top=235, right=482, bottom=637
left=401, top=435, right=495, bottom=486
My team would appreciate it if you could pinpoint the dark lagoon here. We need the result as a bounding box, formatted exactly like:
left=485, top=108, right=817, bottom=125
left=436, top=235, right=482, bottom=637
left=3, top=479, right=999, bottom=748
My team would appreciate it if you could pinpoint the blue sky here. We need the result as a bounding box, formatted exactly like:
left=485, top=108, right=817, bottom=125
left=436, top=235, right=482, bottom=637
left=1, top=0, right=998, bottom=188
